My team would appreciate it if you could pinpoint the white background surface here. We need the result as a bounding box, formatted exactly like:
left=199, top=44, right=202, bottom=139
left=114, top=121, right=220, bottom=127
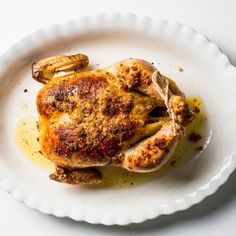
left=0, top=0, right=236, bottom=235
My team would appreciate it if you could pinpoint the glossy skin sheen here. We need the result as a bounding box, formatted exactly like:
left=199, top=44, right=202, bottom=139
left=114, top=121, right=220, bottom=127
left=33, top=54, right=199, bottom=184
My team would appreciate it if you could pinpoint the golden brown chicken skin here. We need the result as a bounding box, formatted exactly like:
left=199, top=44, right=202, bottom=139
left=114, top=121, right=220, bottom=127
left=33, top=54, right=199, bottom=184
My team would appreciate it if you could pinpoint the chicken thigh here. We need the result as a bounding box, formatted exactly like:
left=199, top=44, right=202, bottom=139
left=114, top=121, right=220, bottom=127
left=32, top=54, right=199, bottom=184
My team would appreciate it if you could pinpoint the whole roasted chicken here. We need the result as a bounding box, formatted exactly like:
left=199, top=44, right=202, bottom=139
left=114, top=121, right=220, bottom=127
left=32, top=53, right=199, bottom=184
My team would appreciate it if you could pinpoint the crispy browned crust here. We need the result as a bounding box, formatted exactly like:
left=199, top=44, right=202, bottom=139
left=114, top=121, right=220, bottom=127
left=37, top=70, right=154, bottom=168
left=121, top=121, right=179, bottom=171
left=32, top=54, right=89, bottom=84
left=115, top=62, right=153, bottom=89
left=49, top=166, right=102, bottom=184
left=35, top=57, right=199, bottom=178
left=170, top=96, right=200, bottom=126
left=106, top=59, right=184, bottom=106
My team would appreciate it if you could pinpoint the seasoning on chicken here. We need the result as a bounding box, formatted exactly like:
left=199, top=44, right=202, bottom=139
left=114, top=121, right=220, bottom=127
left=32, top=54, right=199, bottom=184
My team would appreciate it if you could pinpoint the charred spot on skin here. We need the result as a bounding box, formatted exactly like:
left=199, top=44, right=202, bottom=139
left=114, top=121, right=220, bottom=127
left=154, top=138, right=168, bottom=150
left=100, top=137, right=121, bottom=157
left=54, top=124, right=84, bottom=156
left=120, top=83, right=129, bottom=91
left=108, top=121, right=137, bottom=143
left=101, top=94, right=133, bottom=116
left=32, top=63, right=43, bottom=81
left=188, top=132, right=202, bottom=143
left=54, top=88, right=66, bottom=101
left=53, top=121, right=137, bottom=160
left=66, top=85, right=78, bottom=96
left=24, top=89, right=28, bottom=93
left=38, top=74, right=108, bottom=116
left=129, top=72, right=141, bottom=88
left=54, top=145, right=67, bottom=156
left=37, top=74, right=107, bottom=113
left=76, top=76, right=108, bottom=100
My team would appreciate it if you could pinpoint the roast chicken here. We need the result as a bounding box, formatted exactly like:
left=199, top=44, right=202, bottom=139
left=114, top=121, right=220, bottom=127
left=32, top=53, right=199, bottom=184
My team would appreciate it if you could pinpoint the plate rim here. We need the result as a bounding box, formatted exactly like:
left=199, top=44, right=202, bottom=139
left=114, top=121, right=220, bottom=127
left=0, top=12, right=236, bottom=225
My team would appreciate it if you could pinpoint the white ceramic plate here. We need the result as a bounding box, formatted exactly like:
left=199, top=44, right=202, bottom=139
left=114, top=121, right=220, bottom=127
left=0, top=13, right=236, bottom=225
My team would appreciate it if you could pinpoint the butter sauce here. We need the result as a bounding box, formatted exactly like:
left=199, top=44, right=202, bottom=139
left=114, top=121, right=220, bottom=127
left=15, top=96, right=208, bottom=188
left=15, top=116, right=54, bottom=171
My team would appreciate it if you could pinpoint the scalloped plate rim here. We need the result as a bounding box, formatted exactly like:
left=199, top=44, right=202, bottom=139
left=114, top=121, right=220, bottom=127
left=0, top=12, right=236, bottom=226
